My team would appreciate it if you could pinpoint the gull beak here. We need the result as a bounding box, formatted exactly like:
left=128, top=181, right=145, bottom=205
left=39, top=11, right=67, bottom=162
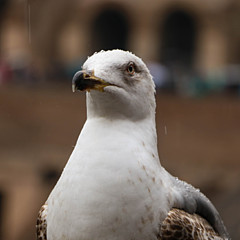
left=72, top=70, right=112, bottom=92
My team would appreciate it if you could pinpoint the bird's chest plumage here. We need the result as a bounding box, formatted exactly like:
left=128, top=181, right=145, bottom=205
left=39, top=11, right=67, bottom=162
left=46, top=121, right=169, bottom=240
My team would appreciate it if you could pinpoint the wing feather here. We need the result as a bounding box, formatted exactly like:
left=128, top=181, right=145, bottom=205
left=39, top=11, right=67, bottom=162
left=36, top=203, right=48, bottom=240
left=159, top=208, right=223, bottom=240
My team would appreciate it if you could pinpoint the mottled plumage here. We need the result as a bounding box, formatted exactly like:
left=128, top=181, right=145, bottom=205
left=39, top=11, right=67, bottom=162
left=36, top=204, right=47, bottom=240
left=160, top=208, right=222, bottom=240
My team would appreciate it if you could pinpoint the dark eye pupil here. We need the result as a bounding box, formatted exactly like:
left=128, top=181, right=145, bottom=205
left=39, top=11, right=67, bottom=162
left=129, top=66, right=133, bottom=72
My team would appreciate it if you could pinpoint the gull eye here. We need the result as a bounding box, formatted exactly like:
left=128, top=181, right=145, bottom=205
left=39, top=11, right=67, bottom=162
left=126, top=62, right=135, bottom=75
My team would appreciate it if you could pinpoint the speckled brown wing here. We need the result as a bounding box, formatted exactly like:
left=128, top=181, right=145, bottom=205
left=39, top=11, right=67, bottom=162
left=36, top=203, right=48, bottom=240
left=159, top=208, right=223, bottom=240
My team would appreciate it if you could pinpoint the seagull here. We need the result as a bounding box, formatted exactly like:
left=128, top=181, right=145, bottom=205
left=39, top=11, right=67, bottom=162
left=36, top=49, right=230, bottom=240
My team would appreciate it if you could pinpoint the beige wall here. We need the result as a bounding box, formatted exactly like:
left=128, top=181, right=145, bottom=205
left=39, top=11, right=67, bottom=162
left=0, top=160, right=42, bottom=240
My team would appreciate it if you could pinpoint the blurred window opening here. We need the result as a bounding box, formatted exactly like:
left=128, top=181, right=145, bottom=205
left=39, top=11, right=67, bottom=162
left=0, top=0, right=7, bottom=20
left=91, top=8, right=129, bottom=51
left=160, top=10, right=197, bottom=68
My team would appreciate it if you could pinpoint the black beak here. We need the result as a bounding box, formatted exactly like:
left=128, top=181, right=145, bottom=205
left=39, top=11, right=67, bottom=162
left=72, top=71, right=87, bottom=92
left=72, top=70, right=112, bottom=92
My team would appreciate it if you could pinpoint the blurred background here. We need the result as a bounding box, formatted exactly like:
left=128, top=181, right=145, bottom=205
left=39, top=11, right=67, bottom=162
left=0, top=0, right=240, bottom=239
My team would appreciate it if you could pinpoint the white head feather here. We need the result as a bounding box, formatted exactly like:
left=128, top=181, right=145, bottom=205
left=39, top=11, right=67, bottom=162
left=82, top=50, right=156, bottom=121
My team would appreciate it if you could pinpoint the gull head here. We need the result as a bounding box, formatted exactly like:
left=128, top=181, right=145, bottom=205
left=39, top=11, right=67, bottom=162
left=72, top=50, right=156, bottom=121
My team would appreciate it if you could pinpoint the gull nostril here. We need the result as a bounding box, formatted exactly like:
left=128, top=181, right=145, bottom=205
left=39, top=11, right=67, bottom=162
left=84, top=73, right=91, bottom=79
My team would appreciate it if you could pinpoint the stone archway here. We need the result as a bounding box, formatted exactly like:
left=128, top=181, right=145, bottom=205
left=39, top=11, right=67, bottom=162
left=91, top=7, right=129, bottom=52
left=160, top=9, right=197, bottom=68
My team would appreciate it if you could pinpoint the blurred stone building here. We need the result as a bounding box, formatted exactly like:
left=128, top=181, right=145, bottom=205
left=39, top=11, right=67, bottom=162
left=0, top=0, right=240, bottom=78
left=0, top=0, right=240, bottom=239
